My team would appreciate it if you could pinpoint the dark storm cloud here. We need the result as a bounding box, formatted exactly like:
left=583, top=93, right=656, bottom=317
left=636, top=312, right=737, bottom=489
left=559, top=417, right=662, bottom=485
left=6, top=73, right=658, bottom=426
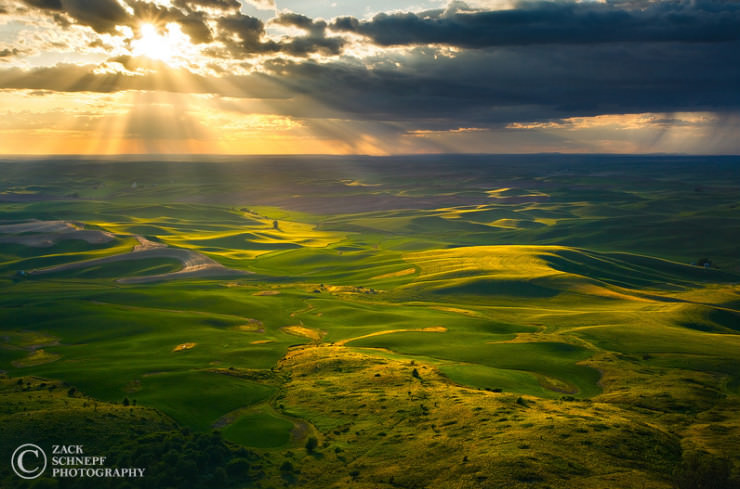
left=252, top=37, right=740, bottom=128
left=2, top=33, right=740, bottom=128
left=19, top=0, right=62, bottom=10
left=216, top=12, right=344, bottom=57
left=173, top=0, right=241, bottom=10
left=19, top=0, right=131, bottom=33
left=274, top=12, right=326, bottom=37
left=273, top=12, right=345, bottom=56
left=331, top=0, right=740, bottom=47
left=217, top=13, right=279, bottom=54
left=280, top=35, right=344, bottom=56
left=60, top=0, right=131, bottom=33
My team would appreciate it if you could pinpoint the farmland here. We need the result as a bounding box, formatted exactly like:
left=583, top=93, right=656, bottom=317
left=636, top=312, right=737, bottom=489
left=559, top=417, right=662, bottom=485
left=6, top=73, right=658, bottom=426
left=1, top=155, right=739, bottom=488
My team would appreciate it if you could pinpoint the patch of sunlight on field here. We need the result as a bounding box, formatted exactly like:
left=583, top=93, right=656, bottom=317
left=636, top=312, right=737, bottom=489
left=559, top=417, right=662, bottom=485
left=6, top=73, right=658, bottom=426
left=436, top=205, right=487, bottom=219
left=164, top=218, right=346, bottom=256
left=486, top=187, right=512, bottom=196
left=486, top=188, right=550, bottom=198
left=569, top=283, right=657, bottom=302
left=0, top=331, right=59, bottom=349
left=11, top=348, right=60, bottom=368
left=336, top=326, right=447, bottom=346
left=671, top=284, right=740, bottom=305
left=428, top=306, right=485, bottom=317
left=405, top=245, right=569, bottom=280
left=281, top=325, right=326, bottom=341
left=251, top=219, right=346, bottom=247
left=370, top=267, right=416, bottom=280
left=491, top=218, right=523, bottom=229
left=87, top=218, right=179, bottom=237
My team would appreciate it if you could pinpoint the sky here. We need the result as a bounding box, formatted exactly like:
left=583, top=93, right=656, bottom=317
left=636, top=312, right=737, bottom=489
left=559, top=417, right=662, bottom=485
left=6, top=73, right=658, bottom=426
left=0, top=0, right=739, bottom=155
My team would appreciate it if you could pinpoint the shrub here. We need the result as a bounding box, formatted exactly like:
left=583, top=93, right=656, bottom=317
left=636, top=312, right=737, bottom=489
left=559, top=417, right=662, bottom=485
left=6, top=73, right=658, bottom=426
left=305, top=437, right=318, bottom=453
left=673, top=451, right=737, bottom=489
left=225, top=458, right=250, bottom=478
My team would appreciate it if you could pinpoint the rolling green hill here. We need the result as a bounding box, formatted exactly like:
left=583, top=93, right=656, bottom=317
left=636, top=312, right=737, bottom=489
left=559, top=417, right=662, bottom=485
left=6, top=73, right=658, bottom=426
left=1, top=155, right=739, bottom=488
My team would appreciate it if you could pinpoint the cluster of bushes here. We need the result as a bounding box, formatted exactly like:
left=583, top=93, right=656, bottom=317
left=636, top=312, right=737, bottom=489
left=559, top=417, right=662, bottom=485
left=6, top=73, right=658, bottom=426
left=673, top=451, right=739, bottom=489
left=6, top=430, right=262, bottom=489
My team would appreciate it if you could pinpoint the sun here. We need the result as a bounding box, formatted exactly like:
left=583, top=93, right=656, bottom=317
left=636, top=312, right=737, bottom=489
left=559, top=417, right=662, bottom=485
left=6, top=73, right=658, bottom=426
left=131, top=23, right=183, bottom=64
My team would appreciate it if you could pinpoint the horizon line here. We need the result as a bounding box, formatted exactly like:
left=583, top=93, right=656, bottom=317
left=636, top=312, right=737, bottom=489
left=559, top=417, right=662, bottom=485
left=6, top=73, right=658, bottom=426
left=1, top=152, right=740, bottom=159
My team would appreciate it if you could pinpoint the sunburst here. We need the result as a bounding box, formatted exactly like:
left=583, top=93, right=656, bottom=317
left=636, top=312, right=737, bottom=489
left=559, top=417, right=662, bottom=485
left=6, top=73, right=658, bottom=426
left=131, top=23, right=188, bottom=65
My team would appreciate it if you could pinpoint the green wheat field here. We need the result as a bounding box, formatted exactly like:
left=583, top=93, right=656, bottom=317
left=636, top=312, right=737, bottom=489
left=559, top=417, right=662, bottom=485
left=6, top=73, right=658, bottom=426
left=1, top=155, right=739, bottom=488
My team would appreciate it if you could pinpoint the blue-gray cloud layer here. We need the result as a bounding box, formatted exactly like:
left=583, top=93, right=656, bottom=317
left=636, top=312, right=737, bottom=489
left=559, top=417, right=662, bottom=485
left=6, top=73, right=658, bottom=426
left=332, top=1, right=740, bottom=47
left=3, top=0, right=740, bottom=129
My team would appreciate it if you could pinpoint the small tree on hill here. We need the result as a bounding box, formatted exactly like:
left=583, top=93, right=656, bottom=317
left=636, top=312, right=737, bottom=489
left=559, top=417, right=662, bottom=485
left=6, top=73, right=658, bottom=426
left=305, top=437, right=318, bottom=453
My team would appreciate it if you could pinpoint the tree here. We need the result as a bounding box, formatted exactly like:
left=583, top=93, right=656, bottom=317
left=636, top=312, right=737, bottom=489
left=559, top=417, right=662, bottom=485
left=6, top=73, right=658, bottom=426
left=673, top=451, right=737, bottom=489
left=226, top=458, right=250, bottom=478
left=305, top=437, right=318, bottom=453
left=210, top=467, right=228, bottom=488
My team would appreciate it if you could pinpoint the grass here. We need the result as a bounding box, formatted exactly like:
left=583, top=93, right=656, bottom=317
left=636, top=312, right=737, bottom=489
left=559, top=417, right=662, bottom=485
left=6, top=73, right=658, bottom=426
left=347, top=335, right=601, bottom=397
left=1, top=155, right=739, bottom=488
left=132, top=371, right=275, bottom=431
left=221, top=409, right=294, bottom=448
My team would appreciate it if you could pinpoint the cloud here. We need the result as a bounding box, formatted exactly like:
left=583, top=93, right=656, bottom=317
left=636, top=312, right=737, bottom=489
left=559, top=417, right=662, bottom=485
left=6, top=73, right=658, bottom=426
left=0, top=48, right=22, bottom=59
left=250, top=36, right=740, bottom=128
left=18, top=0, right=215, bottom=42
left=20, top=0, right=62, bottom=10
left=217, top=12, right=279, bottom=54
left=129, top=1, right=214, bottom=43
left=0, top=62, right=291, bottom=99
left=216, top=11, right=344, bottom=56
left=19, top=0, right=131, bottom=33
left=2, top=26, right=740, bottom=130
left=272, top=12, right=345, bottom=56
left=11, top=0, right=340, bottom=58
left=3, top=0, right=740, bottom=139
left=241, top=0, right=274, bottom=10
left=60, top=0, right=131, bottom=33
left=173, top=0, right=241, bottom=10
left=274, top=12, right=326, bottom=36
left=331, top=1, right=740, bottom=47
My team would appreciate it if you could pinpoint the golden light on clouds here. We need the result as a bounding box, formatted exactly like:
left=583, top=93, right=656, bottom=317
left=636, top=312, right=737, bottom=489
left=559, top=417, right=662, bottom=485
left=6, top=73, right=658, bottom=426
left=506, top=113, right=718, bottom=131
